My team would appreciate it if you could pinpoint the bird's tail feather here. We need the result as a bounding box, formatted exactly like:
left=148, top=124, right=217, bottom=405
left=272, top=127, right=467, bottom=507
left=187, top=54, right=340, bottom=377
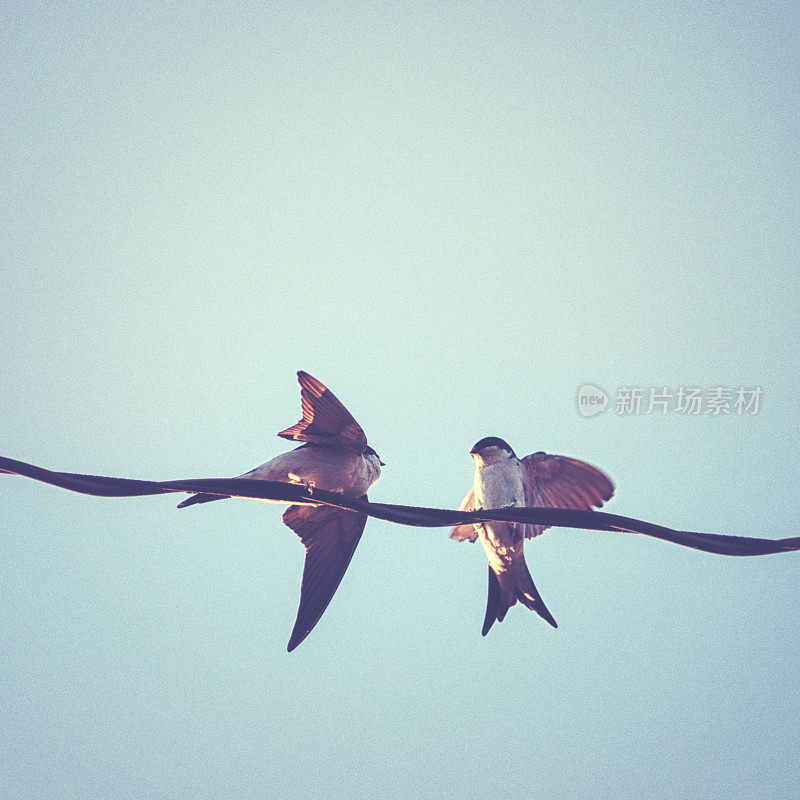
left=176, top=493, right=231, bottom=509
left=482, top=567, right=510, bottom=636
left=482, top=559, right=558, bottom=636
left=511, top=558, right=558, bottom=628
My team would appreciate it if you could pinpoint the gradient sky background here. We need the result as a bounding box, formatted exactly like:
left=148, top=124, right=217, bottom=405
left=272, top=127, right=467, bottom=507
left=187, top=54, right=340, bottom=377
left=2, top=3, right=799, bottom=799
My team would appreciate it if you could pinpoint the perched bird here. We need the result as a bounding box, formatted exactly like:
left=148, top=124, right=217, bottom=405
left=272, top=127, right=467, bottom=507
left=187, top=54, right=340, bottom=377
left=452, top=437, right=613, bottom=635
left=179, top=371, right=384, bottom=651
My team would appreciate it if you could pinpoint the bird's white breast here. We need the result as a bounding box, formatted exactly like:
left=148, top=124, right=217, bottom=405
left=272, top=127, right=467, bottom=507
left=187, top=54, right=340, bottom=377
left=474, top=458, right=525, bottom=570
left=474, top=459, right=525, bottom=509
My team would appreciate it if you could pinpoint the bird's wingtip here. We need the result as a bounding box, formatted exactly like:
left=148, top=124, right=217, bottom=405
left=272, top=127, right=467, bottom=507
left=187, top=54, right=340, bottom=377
left=286, top=628, right=310, bottom=652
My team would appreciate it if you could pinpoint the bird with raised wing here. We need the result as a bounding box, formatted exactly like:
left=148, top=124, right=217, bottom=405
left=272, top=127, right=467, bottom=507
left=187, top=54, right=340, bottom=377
left=452, top=437, right=613, bottom=635
left=179, top=371, right=384, bottom=651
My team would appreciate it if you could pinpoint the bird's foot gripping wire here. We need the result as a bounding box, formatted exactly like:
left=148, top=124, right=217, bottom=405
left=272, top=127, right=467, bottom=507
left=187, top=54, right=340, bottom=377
left=287, top=474, right=315, bottom=497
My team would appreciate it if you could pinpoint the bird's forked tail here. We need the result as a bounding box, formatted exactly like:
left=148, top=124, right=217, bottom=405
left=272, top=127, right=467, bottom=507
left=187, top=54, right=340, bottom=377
left=482, top=557, right=558, bottom=635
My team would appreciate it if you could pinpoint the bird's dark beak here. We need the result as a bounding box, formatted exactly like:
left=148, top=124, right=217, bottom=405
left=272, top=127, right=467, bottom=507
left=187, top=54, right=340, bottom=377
left=379, top=459, right=386, bottom=466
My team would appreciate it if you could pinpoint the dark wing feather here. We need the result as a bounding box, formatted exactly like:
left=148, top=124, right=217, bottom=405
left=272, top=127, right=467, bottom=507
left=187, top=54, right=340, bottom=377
left=277, top=371, right=368, bottom=453
left=521, top=452, right=614, bottom=539
left=282, top=498, right=368, bottom=651
left=450, top=487, right=479, bottom=542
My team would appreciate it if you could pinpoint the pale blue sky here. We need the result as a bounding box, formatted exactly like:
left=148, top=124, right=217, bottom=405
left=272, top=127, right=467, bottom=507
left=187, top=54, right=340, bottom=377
left=2, top=3, right=799, bottom=799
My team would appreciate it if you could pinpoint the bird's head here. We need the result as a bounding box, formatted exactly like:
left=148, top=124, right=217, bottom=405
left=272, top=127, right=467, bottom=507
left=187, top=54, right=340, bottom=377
left=469, top=436, right=516, bottom=465
left=365, top=445, right=385, bottom=467
left=364, top=446, right=385, bottom=487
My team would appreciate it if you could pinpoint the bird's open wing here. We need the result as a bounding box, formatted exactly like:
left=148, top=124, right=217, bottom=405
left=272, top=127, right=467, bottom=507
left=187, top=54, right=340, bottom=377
left=521, top=452, right=614, bottom=539
left=450, top=487, right=478, bottom=542
left=281, top=498, right=368, bottom=651
left=277, top=371, right=368, bottom=453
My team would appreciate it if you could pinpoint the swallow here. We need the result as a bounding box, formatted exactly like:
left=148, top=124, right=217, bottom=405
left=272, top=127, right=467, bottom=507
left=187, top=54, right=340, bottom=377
left=452, top=437, right=613, bottom=635
left=178, top=371, right=384, bottom=651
